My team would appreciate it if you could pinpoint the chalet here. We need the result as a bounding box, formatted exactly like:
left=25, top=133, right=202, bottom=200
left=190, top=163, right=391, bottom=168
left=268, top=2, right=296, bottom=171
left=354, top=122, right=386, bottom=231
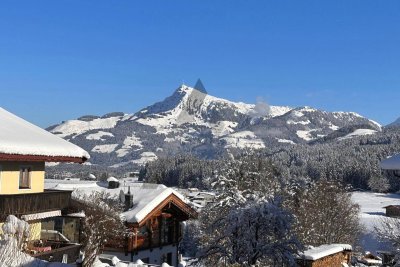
left=297, top=244, right=352, bottom=267
left=0, top=107, right=89, bottom=263
left=45, top=178, right=198, bottom=267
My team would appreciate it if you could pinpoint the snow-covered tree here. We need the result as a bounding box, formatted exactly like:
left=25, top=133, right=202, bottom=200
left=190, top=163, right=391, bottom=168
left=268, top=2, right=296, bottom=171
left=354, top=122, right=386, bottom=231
left=72, top=191, right=128, bottom=267
left=288, top=180, right=362, bottom=247
left=368, top=174, right=390, bottom=193
left=375, top=217, right=400, bottom=266
left=198, top=198, right=300, bottom=266
left=197, top=155, right=300, bottom=266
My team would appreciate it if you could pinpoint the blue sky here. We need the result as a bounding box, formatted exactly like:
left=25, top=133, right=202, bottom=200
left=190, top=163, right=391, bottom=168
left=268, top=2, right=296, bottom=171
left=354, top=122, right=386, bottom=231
left=1, top=1, right=399, bottom=127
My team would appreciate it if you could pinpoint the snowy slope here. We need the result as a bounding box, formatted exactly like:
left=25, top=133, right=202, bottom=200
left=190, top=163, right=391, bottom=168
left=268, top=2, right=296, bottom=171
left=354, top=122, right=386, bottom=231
left=388, top=117, right=400, bottom=127
left=48, top=84, right=381, bottom=168
left=352, top=192, right=400, bottom=253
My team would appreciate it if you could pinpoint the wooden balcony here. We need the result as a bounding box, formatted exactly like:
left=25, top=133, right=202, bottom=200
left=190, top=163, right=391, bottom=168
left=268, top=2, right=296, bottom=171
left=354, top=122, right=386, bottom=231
left=0, top=190, right=72, bottom=220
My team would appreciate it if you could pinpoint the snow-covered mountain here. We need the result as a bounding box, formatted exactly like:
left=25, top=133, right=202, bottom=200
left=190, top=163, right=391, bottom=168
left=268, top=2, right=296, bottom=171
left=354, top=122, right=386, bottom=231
left=388, top=117, right=400, bottom=127
left=48, top=83, right=381, bottom=168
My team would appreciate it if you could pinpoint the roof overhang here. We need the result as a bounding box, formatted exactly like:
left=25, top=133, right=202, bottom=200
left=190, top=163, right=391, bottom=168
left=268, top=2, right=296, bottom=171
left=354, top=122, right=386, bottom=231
left=21, top=210, right=62, bottom=221
left=0, top=153, right=88, bottom=163
left=132, top=193, right=198, bottom=227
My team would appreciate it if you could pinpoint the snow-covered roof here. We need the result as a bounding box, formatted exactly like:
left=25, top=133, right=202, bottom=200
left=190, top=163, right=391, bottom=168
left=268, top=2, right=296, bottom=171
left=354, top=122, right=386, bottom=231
left=299, top=244, right=352, bottom=261
left=0, top=107, right=90, bottom=162
left=380, top=154, right=400, bottom=170
left=107, top=176, right=119, bottom=182
left=44, top=178, right=195, bottom=224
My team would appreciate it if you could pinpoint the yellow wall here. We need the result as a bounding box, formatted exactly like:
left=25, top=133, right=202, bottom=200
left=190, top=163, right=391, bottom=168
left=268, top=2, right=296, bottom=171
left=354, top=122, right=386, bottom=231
left=29, top=221, right=42, bottom=240
left=0, top=221, right=42, bottom=241
left=0, top=161, right=45, bottom=194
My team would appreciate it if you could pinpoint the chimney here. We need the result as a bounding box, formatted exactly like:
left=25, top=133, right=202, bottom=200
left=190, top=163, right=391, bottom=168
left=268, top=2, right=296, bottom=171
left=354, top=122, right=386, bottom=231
left=124, top=186, right=134, bottom=211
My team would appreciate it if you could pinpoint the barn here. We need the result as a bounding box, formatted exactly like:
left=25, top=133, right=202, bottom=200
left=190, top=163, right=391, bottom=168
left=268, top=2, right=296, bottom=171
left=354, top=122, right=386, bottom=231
left=297, top=244, right=352, bottom=267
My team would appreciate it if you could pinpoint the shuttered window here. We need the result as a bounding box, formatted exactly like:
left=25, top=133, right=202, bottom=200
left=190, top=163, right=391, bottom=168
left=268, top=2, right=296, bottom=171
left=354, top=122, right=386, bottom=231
left=19, top=167, right=31, bottom=189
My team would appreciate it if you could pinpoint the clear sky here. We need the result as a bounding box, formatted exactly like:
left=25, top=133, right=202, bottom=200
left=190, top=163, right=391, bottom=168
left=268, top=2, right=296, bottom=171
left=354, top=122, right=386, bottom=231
left=1, top=0, right=399, bottom=127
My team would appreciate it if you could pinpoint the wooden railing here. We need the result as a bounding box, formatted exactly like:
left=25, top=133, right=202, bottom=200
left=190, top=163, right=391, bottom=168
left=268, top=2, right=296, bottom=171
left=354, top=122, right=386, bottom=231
left=32, top=242, right=81, bottom=264
left=0, top=190, right=72, bottom=220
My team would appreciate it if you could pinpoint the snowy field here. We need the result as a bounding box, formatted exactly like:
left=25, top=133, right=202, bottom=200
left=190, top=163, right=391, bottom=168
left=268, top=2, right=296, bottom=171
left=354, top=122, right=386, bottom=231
left=352, top=191, right=400, bottom=253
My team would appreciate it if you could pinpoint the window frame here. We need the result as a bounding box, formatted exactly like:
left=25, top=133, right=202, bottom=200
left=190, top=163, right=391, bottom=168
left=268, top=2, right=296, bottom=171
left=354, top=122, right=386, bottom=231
left=19, top=165, right=32, bottom=190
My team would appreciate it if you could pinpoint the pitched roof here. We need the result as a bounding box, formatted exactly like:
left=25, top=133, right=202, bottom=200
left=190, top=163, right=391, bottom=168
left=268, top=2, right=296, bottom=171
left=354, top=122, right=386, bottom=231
left=44, top=178, right=197, bottom=224
left=380, top=153, right=400, bottom=170
left=0, top=107, right=89, bottom=162
left=299, top=244, right=352, bottom=261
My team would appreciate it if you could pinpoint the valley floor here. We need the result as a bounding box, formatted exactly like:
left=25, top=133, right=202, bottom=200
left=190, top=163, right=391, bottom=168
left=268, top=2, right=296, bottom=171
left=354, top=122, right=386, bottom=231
left=352, top=191, right=400, bottom=253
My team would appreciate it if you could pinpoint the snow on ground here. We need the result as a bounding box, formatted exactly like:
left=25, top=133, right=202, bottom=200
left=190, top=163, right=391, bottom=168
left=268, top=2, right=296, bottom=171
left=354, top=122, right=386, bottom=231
left=292, top=110, right=305, bottom=118
left=269, top=106, right=292, bottom=117
left=287, top=119, right=311, bottom=125
left=221, top=131, right=265, bottom=149
left=296, top=130, right=314, bottom=141
left=131, top=152, right=158, bottom=165
left=51, top=116, right=121, bottom=138
left=277, top=138, right=296, bottom=145
left=338, top=129, right=377, bottom=140
left=328, top=123, right=339, bottom=131
left=352, top=191, right=400, bottom=253
left=86, top=131, right=114, bottom=141
left=111, top=151, right=158, bottom=167
left=115, top=134, right=143, bottom=157
left=211, top=121, right=238, bottom=137
left=91, top=144, right=118, bottom=153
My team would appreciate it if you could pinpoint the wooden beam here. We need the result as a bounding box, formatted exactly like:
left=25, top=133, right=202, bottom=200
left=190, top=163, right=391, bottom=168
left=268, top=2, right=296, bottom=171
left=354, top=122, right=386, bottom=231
left=0, top=153, right=87, bottom=163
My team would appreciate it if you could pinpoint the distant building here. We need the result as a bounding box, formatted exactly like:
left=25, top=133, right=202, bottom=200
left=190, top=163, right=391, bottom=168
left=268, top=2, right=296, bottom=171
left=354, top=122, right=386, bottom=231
left=383, top=205, right=400, bottom=217
left=185, top=189, right=215, bottom=208
left=0, top=107, right=89, bottom=263
left=297, top=244, right=352, bottom=267
left=381, top=153, right=400, bottom=171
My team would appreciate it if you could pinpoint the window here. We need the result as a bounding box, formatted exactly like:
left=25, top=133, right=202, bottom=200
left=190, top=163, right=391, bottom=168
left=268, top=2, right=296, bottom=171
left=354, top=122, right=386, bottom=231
left=19, top=167, right=31, bottom=189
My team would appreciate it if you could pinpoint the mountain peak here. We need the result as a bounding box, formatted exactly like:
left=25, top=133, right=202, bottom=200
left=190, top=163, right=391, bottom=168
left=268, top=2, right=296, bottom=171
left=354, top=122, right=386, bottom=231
left=193, top=79, right=207, bottom=94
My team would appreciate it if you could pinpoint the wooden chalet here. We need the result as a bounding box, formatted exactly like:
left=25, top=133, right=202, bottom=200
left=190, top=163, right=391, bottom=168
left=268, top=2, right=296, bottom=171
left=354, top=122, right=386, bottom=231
left=108, top=184, right=198, bottom=266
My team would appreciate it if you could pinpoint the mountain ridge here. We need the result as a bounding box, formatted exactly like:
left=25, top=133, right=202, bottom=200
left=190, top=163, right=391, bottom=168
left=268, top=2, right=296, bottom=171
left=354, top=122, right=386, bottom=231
left=48, top=84, right=382, bottom=168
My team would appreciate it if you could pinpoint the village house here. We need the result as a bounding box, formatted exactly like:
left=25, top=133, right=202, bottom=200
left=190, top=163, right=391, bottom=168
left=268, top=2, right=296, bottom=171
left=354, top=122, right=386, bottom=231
left=0, top=107, right=89, bottom=263
left=381, top=153, right=400, bottom=176
left=297, top=244, right=352, bottom=267
left=45, top=178, right=198, bottom=267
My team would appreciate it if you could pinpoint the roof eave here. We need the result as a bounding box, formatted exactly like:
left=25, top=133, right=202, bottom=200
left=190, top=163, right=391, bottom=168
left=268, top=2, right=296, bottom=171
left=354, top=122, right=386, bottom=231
left=0, top=153, right=88, bottom=163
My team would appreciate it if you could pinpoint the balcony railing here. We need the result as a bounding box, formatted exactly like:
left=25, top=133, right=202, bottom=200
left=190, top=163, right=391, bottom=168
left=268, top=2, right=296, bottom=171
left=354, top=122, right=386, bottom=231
left=0, top=190, right=72, bottom=220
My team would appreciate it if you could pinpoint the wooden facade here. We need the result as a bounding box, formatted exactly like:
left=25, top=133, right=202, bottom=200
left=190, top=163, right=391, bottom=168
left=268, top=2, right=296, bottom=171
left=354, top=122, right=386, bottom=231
left=105, top=193, right=197, bottom=266
left=0, top=189, right=72, bottom=221
left=0, top=153, right=87, bottom=163
left=127, top=194, right=197, bottom=252
left=297, top=251, right=351, bottom=267
left=384, top=205, right=400, bottom=217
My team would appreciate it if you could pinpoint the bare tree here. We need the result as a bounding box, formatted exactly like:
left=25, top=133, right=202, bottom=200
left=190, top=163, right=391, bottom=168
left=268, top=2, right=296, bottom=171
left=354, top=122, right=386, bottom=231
left=288, top=180, right=362, bottom=247
left=375, top=217, right=400, bottom=266
left=72, top=191, right=128, bottom=267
